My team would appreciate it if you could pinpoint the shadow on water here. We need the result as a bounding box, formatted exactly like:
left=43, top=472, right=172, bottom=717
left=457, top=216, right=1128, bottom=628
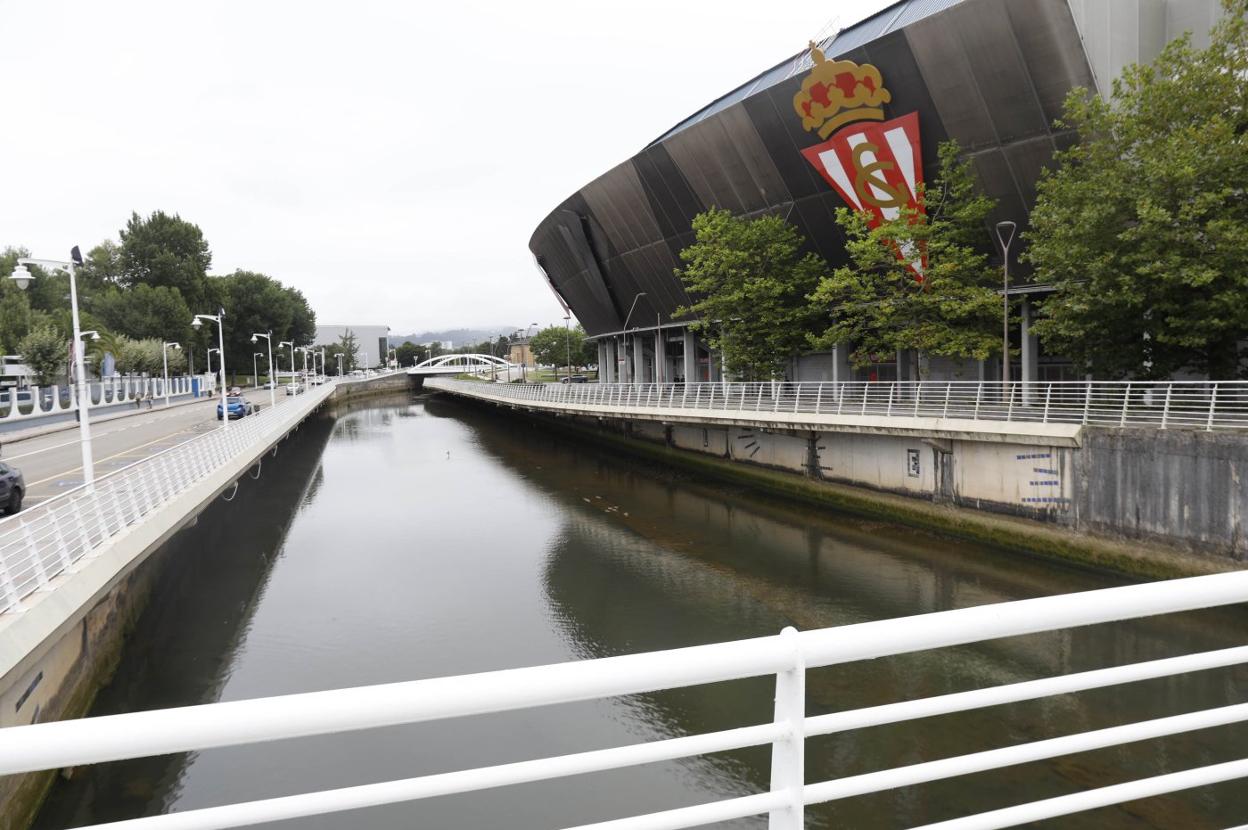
left=430, top=395, right=1248, bottom=830
left=31, top=393, right=1248, bottom=829
left=31, top=414, right=336, bottom=829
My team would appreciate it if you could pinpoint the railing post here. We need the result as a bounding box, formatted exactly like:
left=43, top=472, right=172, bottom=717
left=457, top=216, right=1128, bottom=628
left=815, top=384, right=822, bottom=415
left=1161, top=383, right=1172, bottom=429
left=768, top=626, right=805, bottom=830
left=1042, top=383, right=1052, bottom=423
left=1119, top=382, right=1132, bottom=428
left=837, top=383, right=845, bottom=416
left=973, top=383, right=982, bottom=420
left=1006, top=382, right=1016, bottom=421
left=1207, top=382, right=1219, bottom=432
left=794, top=383, right=801, bottom=413
left=22, top=521, right=50, bottom=588
left=943, top=382, right=951, bottom=419
left=914, top=382, right=921, bottom=417
left=1083, top=380, right=1092, bottom=425
left=0, top=550, right=21, bottom=612
left=886, top=383, right=895, bottom=417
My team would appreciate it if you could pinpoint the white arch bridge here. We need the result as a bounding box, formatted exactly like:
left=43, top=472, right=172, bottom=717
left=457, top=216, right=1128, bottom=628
left=407, top=354, right=512, bottom=376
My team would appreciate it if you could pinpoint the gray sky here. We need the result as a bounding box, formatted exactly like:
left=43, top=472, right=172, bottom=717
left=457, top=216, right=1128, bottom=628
left=1, top=0, right=892, bottom=335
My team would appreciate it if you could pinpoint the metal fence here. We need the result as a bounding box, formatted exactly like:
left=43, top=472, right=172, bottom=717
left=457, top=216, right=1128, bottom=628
left=427, top=379, right=1248, bottom=431
left=2, top=571, right=1246, bottom=829
left=0, top=385, right=335, bottom=616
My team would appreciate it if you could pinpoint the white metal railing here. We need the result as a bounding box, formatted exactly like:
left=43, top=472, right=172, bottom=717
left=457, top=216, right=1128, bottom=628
left=3, top=571, right=1247, bottom=829
left=426, top=378, right=1248, bottom=431
left=0, top=383, right=336, bottom=616
left=0, top=375, right=212, bottom=424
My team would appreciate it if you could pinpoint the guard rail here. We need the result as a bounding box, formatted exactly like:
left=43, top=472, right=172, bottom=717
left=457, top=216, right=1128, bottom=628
left=2, top=571, right=1246, bottom=828
left=427, top=379, right=1248, bottom=431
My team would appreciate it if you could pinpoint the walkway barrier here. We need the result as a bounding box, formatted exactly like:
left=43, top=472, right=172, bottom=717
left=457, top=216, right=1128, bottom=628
left=0, top=383, right=336, bottom=616
left=0, top=375, right=212, bottom=425
left=2, top=572, right=1246, bottom=828
left=427, top=379, right=1248, bottom=431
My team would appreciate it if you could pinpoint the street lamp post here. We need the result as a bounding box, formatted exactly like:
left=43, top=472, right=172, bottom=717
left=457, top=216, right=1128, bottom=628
left=563, top=315, right=572, bottom=382
left=162, top=341, right=181, bottom=408
left=207, top=348, right=219, bottom=378
left=192, top=310, right=228, bottom=429
left=336, top=354, right=344, bottom=377
left=622, top=292, right=647, bottom=385
left=8, top=249, right=97, bottom=485
left=250, top=332, right=277, bottom=409
left=253, top=352, right=263, bottom=388
left=995, top=221, right=1017, bottom=386
left=523, top=323, right=537, bottom=383
left=278, top=341, right=294, bottom=388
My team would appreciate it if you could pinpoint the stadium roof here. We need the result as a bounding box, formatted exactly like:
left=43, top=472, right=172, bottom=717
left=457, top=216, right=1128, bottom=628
left=648, top=0, right=967, bottom=147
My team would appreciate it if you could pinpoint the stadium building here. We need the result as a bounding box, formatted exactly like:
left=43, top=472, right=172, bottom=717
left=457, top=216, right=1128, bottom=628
left=529, top=0, right=1227, bottom=384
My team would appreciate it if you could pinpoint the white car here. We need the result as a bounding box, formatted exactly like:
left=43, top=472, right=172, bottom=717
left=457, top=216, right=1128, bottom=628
left=285, top=383, right=305, bottom=396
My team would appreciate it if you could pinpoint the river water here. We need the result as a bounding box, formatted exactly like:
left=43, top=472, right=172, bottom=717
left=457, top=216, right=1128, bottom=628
left=32, top=393, right=1248, bottom=829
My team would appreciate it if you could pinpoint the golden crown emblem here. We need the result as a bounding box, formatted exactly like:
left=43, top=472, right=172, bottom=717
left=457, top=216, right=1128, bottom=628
left=793, top=42, right=892, bottom=139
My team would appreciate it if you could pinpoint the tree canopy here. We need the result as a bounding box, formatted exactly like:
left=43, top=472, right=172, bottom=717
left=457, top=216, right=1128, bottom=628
left=808, top=141, right=1001, bottom=374
left=1026, top=0, right=1248, bottom=379
left=675, top=208, right=825, bottom=381
left=18, top=324, right=65, bottom=386
left=529, top=323, right=594, bottom=369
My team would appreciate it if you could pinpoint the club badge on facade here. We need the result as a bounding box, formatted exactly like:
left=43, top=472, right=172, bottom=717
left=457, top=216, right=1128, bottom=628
left=793, top=43, right=926, bottom=279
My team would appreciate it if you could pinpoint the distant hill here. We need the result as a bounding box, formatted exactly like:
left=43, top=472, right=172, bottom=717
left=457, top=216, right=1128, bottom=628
left=389, top=327, right=516, bottom=348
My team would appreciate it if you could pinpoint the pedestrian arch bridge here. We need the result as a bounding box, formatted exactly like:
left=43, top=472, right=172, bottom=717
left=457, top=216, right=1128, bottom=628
left=407, top=354, right=511, bottom=376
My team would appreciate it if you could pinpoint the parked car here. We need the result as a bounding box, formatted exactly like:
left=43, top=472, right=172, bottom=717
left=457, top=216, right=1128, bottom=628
left=0, top=389, right=34, bottom=406
left=560, top=375, right=589, bottom=384
left=228, top=386, right=243, bottom=397
left=0, top=462, right=24, bottom=515
left=285, top=383, right=305, bottom=396
left=216, top=396, right=255, bottom=420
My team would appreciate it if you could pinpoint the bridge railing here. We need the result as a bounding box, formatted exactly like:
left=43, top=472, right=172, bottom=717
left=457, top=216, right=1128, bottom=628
left=0, top=384, right=336, bottom=616
left=2, top=571, right=1246, bottom=828
left=427, top=379, right=1248, bottom=431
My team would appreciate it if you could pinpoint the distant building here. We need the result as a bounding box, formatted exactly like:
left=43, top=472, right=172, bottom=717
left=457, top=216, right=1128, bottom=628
left=508, top=338, right=535, bottom=368
left=314, top=325, right=390, bottom=369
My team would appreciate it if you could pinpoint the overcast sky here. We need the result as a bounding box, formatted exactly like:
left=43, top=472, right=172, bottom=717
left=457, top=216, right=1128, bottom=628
left=1, top=0, right=893, bottom=335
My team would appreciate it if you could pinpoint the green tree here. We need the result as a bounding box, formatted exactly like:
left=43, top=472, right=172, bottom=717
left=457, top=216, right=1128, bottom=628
left=675, top=208, right=825, bottom=380
left=528, top=324, right=589, bottom=368
left=215, top=270, right=317, bottom=382
left=94, top=284, right=192, bottom=343
left=118, top=211, right=213, bottom=311
left=0, top=290, right=32, bottom=354
left=335, top=329, right=360, bottom=372
left=808, top=141, right=1001, bottom=374
left=395, top=341, right=420, bottom=367
left=1026, top=0, right=1248, bottom=379
left=18, top=324, right=66, bottom=386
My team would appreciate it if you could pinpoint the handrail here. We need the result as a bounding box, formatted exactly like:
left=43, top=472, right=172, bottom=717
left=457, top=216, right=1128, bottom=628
left=2, top=571, right=1247, bottom=829
left=0, top=383, right=338, bottom=615
left=425, top=378, right=1248, bottom=432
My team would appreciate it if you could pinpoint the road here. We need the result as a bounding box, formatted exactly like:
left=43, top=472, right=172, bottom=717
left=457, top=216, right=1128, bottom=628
left=1, top=389, right=298, bottom=508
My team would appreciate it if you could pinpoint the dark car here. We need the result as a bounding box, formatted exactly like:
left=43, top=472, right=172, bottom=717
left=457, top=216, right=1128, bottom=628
left=560, top=375, right=589, bottom=384
left=0, top=462, right=24, bottom=515
left=216, top=396, right=255, bottom=420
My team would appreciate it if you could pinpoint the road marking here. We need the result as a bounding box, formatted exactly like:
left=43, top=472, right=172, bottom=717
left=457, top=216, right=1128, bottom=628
left=26, top=428, right=211, bottom=487
left=3, top=409, right=216, bottom=462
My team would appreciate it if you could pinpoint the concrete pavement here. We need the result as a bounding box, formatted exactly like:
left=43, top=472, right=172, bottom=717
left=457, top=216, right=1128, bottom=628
left=1, top=388, right=300, bottom=508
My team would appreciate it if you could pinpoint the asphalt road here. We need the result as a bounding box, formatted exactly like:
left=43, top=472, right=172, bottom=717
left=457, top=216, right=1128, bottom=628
left=1, top=389, right=296, bottom=508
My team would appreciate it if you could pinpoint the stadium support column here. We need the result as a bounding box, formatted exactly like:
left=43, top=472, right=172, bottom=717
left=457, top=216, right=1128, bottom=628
left=682, top=329, right=697, bottom=383
left=1021, top=298, right=1038, bottom=403
left=654, top=330, right=665, bottom=384
left=598, top=340, right=609, bottom=382
left=633, top=333, right=646, bottom=383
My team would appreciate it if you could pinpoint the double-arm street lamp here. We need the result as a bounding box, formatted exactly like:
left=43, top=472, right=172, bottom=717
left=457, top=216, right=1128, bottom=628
left=995, top=220, right=1017, bottom=385
left=278, top=340, right=294, bottom=388
left=192, top=310, right=228, bottom=428
left=8, top=249, right=96, bottom=485
left=250, top=332, right=277, bottom=409
left=163, top=342, right=181, bottom=407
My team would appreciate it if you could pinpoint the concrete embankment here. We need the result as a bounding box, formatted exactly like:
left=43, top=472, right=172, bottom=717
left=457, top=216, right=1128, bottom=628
left=432, top=392, right=1246, bottom=580
left=0, top=387, right=345, bottom=830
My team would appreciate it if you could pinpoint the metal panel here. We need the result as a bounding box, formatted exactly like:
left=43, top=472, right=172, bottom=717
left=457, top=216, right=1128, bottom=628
left=1005, top=0, right=1099, bottom=123
left=581, top=161, right=664, bottom=257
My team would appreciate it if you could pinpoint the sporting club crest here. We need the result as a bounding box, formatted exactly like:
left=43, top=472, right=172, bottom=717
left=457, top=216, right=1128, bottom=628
left=793, top=43, right=925, bottom=278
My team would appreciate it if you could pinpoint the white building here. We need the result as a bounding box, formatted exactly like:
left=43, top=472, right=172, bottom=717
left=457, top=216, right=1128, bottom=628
left=314, top=325, right=390, bottom=369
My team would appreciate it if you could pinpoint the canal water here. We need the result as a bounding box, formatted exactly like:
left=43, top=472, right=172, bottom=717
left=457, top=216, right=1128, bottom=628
left=33, top=393, right=1248, bottom=829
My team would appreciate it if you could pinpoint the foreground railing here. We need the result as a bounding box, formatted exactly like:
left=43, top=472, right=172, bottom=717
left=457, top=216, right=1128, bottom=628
left=0, top=384, right=336, bottom=616
left=2, top=571, right=1246, bottom=828
left=428, top=378, right=1248, bottom=431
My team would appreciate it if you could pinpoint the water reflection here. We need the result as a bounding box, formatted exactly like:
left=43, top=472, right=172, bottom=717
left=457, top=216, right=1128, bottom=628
left=32, top=394, right=1248, bottom=830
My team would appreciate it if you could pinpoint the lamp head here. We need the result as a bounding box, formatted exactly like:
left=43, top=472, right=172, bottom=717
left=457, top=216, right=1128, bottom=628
left=90, top=332, right=100, bottom=341
left=250, top=334, right=257, bottom=344
left=191, top=317, right=203, bottom=331
left=995, top=220, right=1017, bottom=250
left=171, top=342, right=181, bottom=350
left=9, top=264, right=32, bottom=291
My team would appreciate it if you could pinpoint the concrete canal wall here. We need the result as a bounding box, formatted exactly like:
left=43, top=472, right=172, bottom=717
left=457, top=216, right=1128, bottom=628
left=436, top=392, right=1247, bottom=578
